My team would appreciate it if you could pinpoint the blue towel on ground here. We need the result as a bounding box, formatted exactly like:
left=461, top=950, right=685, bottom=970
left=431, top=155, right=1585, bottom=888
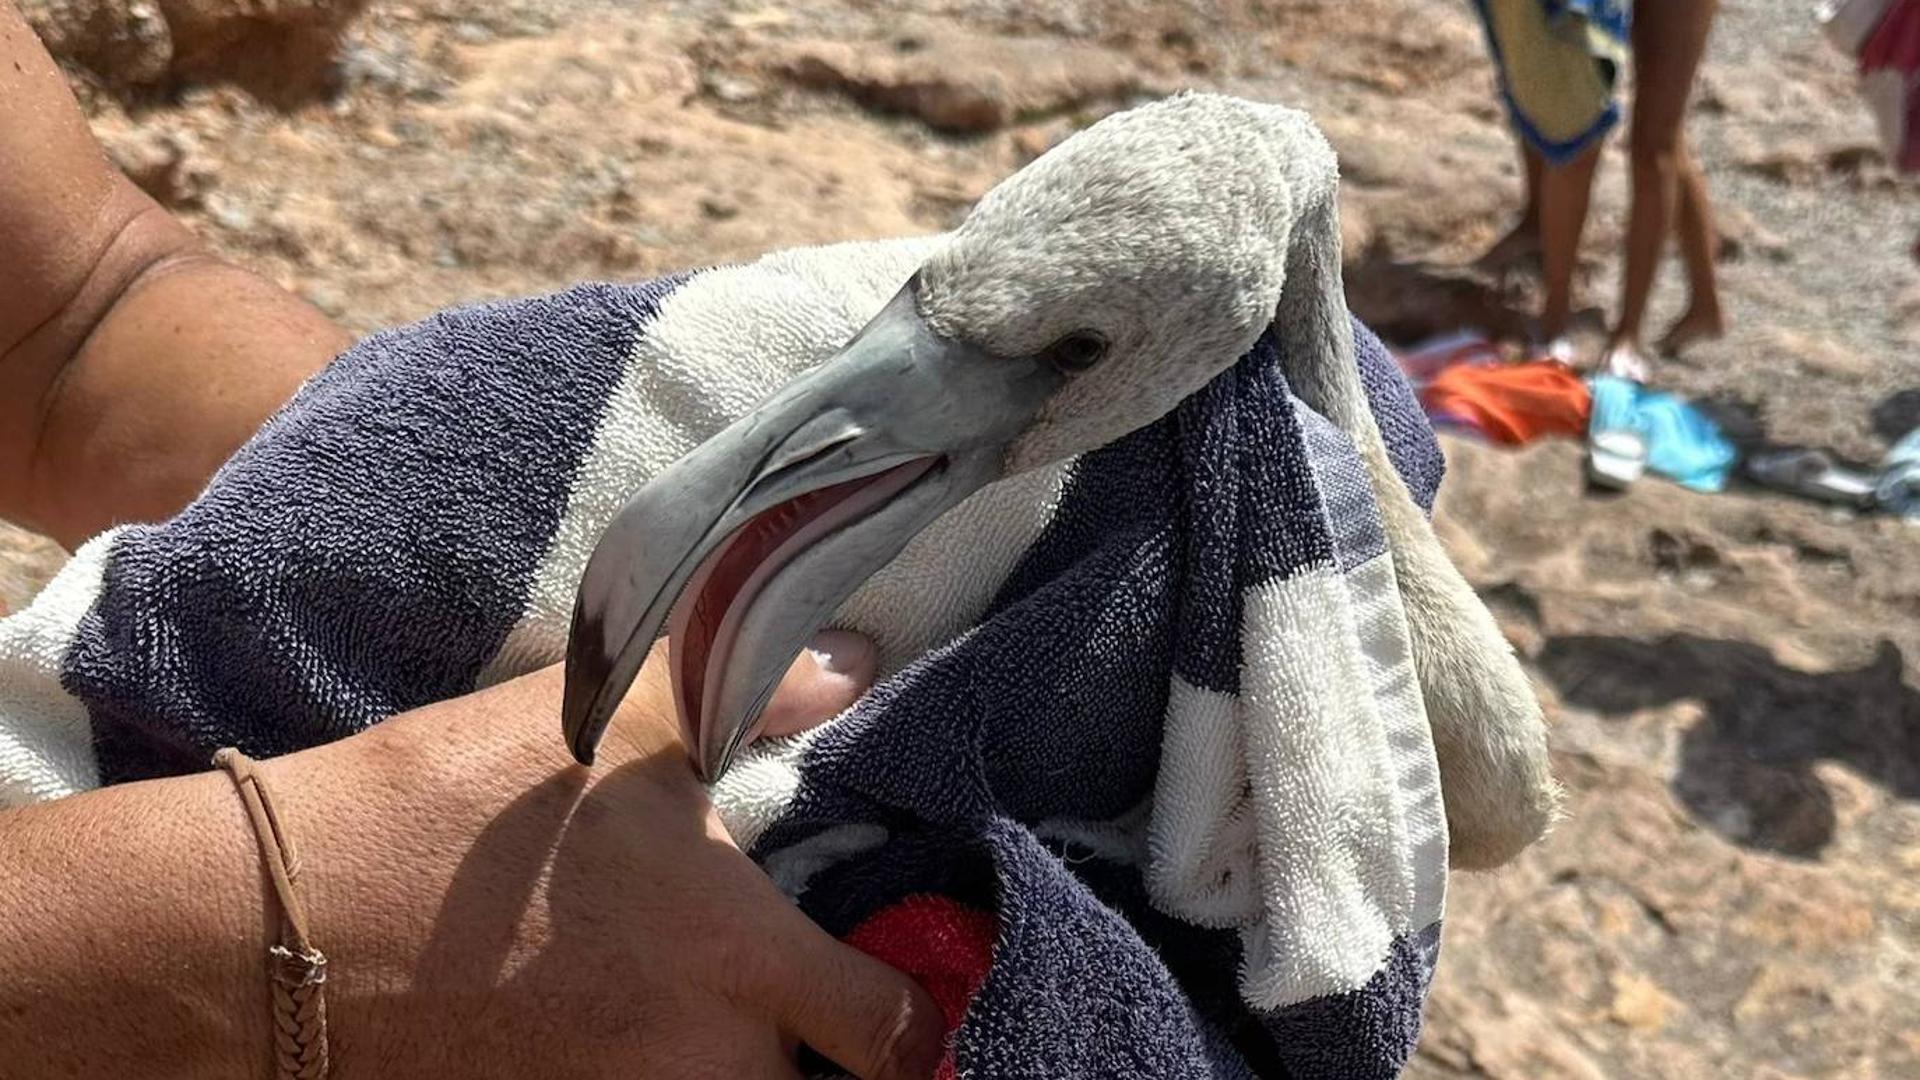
left=1589, top=374, right=1738, bottom=492
left=1878, top=428, right=1920, bottom=518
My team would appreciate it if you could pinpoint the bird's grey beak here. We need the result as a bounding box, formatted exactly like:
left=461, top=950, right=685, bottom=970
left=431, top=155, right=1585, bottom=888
left=561, top=280, right=1062, bottom=780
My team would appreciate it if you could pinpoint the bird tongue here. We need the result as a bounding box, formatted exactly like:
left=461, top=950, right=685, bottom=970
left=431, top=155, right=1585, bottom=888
left=666, top=457, right=939, bottom=753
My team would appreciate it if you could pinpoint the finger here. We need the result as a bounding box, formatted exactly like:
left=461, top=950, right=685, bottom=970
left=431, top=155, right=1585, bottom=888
left=737, top=905, right=945, bottom=1080
left=642, top=1016, right=802, bottom=1080
left=606, top=630, right=875, bottom=761
left=759, top=629, right=876, bottom=738
left=785, top=936, right=945, bottom=1080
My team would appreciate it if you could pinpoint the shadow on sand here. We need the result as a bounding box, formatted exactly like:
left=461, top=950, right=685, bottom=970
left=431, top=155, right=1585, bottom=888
left=1537, top=633, right=1920, bottom=858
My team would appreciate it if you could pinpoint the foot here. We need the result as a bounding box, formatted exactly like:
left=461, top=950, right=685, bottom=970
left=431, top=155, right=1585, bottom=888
left=1656, top=305, right=1727, bottom=355
left=1597, top=341, right=1652, bottom=383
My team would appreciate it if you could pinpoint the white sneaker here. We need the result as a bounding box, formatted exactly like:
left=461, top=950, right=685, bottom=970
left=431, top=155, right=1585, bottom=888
left=1599, top=344, right=1651, bottom=384
left=1586, top=429, right=1647, bottom=490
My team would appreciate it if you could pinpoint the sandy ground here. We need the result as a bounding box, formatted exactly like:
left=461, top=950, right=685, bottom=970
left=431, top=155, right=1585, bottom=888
left=8, top=0, right=1919, bottom=1075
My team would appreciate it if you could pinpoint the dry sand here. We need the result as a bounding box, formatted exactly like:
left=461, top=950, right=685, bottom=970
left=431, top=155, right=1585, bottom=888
left=8, top=1, right=1919, bottom=1074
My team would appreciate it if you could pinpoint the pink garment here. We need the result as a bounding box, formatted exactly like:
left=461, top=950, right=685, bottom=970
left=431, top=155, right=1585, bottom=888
left=1392, top=331, right=1504, bottom=387
left=1859, top=0, right=1920, bottom=171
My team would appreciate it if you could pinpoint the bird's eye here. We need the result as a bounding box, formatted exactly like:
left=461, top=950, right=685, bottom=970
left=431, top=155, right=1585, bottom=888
left=1042, top=331, right=1108, bottom=375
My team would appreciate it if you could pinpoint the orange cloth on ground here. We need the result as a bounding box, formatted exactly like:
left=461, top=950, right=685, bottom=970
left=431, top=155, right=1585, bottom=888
left=1418, top=361, right=1592, bottom=446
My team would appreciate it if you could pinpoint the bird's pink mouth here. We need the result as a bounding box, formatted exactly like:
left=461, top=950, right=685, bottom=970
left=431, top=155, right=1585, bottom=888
left=666, top=456, right=940, bottom=750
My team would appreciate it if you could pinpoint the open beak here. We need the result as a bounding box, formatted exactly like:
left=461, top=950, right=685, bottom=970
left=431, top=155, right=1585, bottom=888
left=561, top=280, right=1062, bottom=781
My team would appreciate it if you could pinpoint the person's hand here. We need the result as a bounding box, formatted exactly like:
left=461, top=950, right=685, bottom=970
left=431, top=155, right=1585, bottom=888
left=0, top=630, right=936, bottom=1079
left=263, top=633, right=936, bottom=1079
left=0, top=7, right=939, bottom=1073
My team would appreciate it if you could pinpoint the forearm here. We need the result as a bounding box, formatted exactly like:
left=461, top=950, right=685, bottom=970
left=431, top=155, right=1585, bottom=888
left=0, top=749, right=273, bottom=1077
left=0, top=667, right=615, bottom=1077
left=0, top=1, right=350, bottom=546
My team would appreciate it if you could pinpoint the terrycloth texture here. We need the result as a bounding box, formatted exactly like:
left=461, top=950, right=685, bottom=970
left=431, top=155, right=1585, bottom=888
left=1472, top=0, right=1631, bottom=163
left=0, top=239, right=1450, bottom=1076
left=842, top=895, right=998, bottom=1080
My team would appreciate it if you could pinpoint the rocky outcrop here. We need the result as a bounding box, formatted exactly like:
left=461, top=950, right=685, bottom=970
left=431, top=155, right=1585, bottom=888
left=21, top=0, right=366, bottom=100
left=760, top=22, right=1154, bottom=133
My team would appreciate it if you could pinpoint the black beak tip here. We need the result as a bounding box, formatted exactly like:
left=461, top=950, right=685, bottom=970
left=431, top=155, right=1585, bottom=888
left=560, top=654, right=607, bottom=767
left=567, top=732, right=597, bottom=767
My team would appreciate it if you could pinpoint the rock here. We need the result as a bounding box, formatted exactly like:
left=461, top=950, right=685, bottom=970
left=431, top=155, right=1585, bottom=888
left=1338, top=193, right=1375, bottom=263
left=361, top=123, right=402, bottom=150
left=158, top=0, right=367, bottom=100
left=0, top=523, right=68, bottom=615
left=1607, top=972, right=1679, bottom=1032
left=19, top=0, right=173, bottom=88
left=1736, top=866, right=1877, bottom=952
left=724, top=7, right=790, bottom=32
left=1737, top=137, right=1906, bottom=191
left=1900, top=286, right=1920, bottom=347
left=21, top=0, right=366, bottom=99
left=1418, top=990, right=1609, bottom=1080
left=202, top=190, right=252, bottom=231
left=782, top=48, right=1005, bottom=132
left=1713, top=203, right=1789, bottom=264
left=1824, top=142, right=1885, bottom=175
left=300, top=283, right=346, bottom=318
left=1695, top=71, right=1771, bottom=120
left=1732, top=963, right=1836, bottom=1035
left=1738, top=141, right=1823, bottom=185
left=1012, top=126, right=1053, bottom=163
left=704, top=72, right=762, bottom=104
left=99, top=126, right=212, bottom=207
left=336, top=32, right=447, bottom=100
left=450, top=20, right=493, bottom=45
left=1010, top=116, right=1077, bottom=164
left=1757, top=327, right=1871, bottom=379
left=762, top=24, right=1151, bottom=134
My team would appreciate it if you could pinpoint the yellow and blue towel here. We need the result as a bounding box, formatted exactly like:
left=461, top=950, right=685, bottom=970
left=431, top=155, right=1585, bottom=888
left=1474, top=0, right=1632, bottom=163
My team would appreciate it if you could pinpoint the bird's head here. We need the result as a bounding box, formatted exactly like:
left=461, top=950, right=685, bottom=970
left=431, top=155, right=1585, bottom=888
left=922, top=92, right=1309, bottom=469
left=563, top=93, right=1332, bottom=778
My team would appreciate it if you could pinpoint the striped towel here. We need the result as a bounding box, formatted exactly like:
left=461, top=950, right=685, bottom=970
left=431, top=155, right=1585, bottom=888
left=1472, top=0, right=1631, bottom=163
left=0, top=236, right=1455, bottom=1077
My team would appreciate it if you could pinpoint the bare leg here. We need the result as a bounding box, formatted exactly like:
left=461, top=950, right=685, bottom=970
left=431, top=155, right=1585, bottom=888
left=1657, top=146, right=1727, bottom=352
left=1521, top=141, right=1543, bottom=228
left=1539, top=142, right=1602, bottom=341
left=1476, top=141, right=1545, bottom=274
left=0, top=0, right=348, bottom=546
left=1608, top=0, right=1718, bottom=363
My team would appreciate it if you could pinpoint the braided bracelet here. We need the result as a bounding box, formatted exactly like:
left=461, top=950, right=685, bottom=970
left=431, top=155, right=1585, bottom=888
left=213, top=748, right=330, bottom=1080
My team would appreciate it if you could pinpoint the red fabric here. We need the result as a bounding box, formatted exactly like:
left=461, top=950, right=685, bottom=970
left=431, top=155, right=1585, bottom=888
left=844, top=895, right=998, bottom=1080
left=1861, top=0, right=1920, bottom=74
left=1858, top=1, right=1920, bottom=171
left=1418, top=361, right=1592, bottom=446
